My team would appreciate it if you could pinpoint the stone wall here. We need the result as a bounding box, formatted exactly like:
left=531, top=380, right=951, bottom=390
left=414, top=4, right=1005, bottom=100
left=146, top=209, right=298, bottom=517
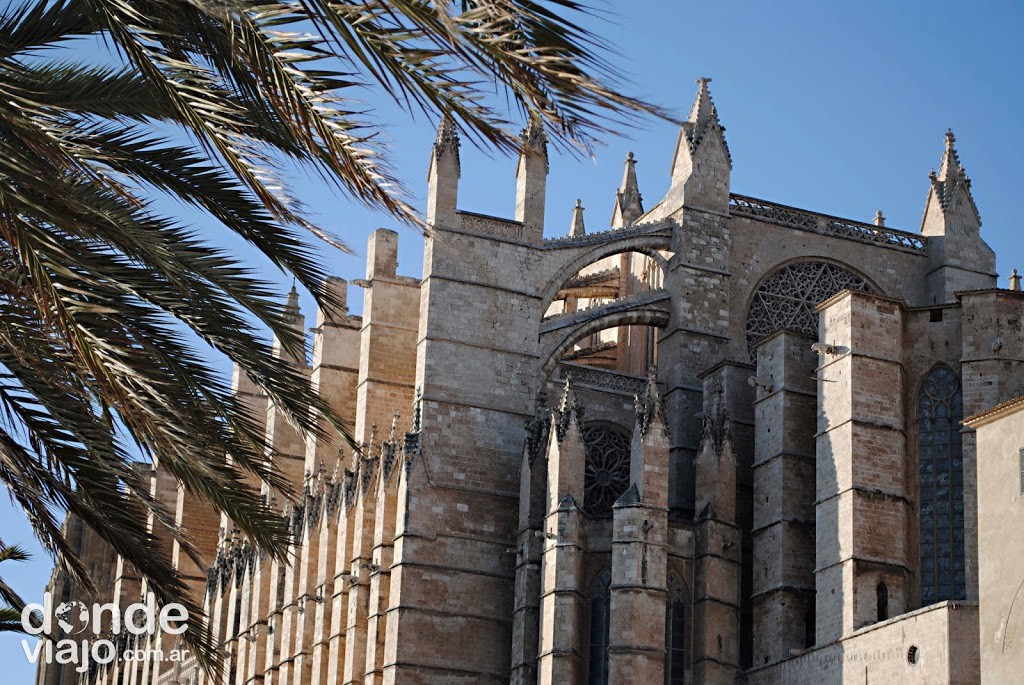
left=966, top=399, right=1024, bottom=683
left=746, top=601, right=979, bottom=685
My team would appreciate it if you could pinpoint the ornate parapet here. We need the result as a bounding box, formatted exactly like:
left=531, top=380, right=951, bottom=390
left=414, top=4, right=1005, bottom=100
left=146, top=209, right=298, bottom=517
left=541, top=218, right=673, bottom=249
left=558, top=361, right=648, bottom=397
left=729, top=194, right=926, bottom=253
left=456, top=209, right=524, bottom=240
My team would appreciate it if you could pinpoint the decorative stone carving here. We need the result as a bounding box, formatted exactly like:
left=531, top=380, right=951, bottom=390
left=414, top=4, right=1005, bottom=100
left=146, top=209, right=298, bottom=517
left=582, top=422, right=631, bottom=517
left=745, top=261, right=871, bottom=355
left=542, top=217, right=672, bottom=248
left=730, top=194, right=926, bottom=253
left=559, top=363, right=647, bottom=397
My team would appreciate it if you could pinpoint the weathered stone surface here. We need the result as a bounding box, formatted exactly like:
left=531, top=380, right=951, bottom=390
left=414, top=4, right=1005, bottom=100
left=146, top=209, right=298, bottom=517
left=47, top=79, right=1024, bottom=685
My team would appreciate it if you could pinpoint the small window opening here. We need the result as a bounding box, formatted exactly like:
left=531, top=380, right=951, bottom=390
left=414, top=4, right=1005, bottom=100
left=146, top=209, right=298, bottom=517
left=876, top=582, right=889, bottom=622
left=803, top=607, right=815, bottom=648
left=1019, top=448, right=1024, bottom=496
left=929, top=309, right=943, bottom=322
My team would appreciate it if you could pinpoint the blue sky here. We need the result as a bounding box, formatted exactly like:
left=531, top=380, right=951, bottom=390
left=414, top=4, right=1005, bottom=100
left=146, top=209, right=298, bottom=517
left=3, top=1, right=1023, bottom=679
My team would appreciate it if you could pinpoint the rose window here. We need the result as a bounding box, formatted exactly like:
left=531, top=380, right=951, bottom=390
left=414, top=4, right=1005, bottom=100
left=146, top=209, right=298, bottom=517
left=582, top=423, right=631, bottom=517
left=745, top=261, right=870, bottom=356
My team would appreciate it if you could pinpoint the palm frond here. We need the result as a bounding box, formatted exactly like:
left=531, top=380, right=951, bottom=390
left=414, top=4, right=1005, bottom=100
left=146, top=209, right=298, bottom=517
left=0, top=0, right=664, bottom=674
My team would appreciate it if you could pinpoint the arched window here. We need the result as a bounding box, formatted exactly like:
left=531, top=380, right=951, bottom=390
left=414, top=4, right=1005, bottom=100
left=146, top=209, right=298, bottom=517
left=582, top=423, right=631, bottom=517
left=745, top=261, right=871, bottom=357
left=665, top=574, right=686, bottom=685
left=876, top=582, right=889, bottom=622
left=918, top=365, right=966, bottom=605
left=588, top=570, right=612, bottom=685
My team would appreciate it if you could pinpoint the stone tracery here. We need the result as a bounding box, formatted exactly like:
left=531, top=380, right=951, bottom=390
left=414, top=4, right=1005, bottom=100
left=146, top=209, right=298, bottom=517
left=581, top=422, right=632, bottom=517
left=745, top=261, right=871, bottom=355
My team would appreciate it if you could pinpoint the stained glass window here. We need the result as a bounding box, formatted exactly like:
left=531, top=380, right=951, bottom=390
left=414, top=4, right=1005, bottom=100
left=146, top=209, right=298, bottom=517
left=588, top=570, right=612, bottom=685
left=665, top=574, right=686, bottom=685
left=918, top=364, right=965, bottom=605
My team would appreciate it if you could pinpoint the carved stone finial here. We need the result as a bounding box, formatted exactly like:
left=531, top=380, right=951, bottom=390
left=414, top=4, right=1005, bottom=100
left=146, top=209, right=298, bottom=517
left=285, top=283, right=300, bottom=315
left=558, top=375, right=573, bottom=413
left=930, top=128, right=977, bottom=217
left=688, top=77, right=719, bottom=142
left=874, top=210, right=885, bottom=227
left=389, top=411, right=399, bottom=442
left=521, top=116, right=548, bottom=149
left=409, top=386, right=422, bottom=434
left=433, top=114, right=461, bottom=173
left=569, top=199, right=586, bottom=237
left=612, top=151, right=644, bottom=227
left=518, top=116, right=549, bottom=172
left=670, top=76, right=732, bottom=181
left=1010, top=268, right=1021, bottom=292
left=554, top=376, right=583, bottom=443
left=524, top=389, right=550, bottom=465
left=633, top=365, right=664, bottom=437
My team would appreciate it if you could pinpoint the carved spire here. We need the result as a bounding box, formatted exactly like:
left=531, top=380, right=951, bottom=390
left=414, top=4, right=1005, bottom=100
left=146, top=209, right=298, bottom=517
left=700, top=376, right=730, bottom=456
left=689, top=77, right=717, bottom=137
left=1011, top=269, right=1021, bottom=292
left=285, top=283, right=301, bottom=316
left=524, top=390, right=550, bottom=465
left=427, top=115, right=460, bottom=226
left=409, top=386, right=422, bottom=434
left=432, top=113, right=461, bottom=174
left=273, top=281, right=305, bottom=363
left=388, top=410, right=399, bottom=443
left=633, top=366, right=665, bottom=437
left=519, top=116, right=549, bottom=170
left=937, top=129, right=960, bottom=183
left=403, top=386, right=423, bottom=470
left=553, top=376, right=583, bottom=443
left=648, top=77, right=733, bottom=218
left=569, top=199, right=586, bottom=237
left=611, top=151, right=644, bottom=227
left=671, top=77, right=732, bottom=180
left=928, top=128, right=977, bottom=216
left=516, top=116, right=549, bottom=240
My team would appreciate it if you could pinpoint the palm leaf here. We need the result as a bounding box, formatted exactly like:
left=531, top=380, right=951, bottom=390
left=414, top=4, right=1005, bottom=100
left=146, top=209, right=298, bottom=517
left=0, top=0, right=666, bottom=674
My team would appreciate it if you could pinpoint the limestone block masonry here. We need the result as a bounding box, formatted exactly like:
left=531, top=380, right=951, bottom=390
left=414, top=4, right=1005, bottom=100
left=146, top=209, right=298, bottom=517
left=40, top=77, right=1024, bottom=685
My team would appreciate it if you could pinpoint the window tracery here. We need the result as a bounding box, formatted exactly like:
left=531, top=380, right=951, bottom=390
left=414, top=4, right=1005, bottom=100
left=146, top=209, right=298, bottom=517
left=588, top=570, right=612, bottom=685
left=582, top=423, right=632, bottom=517
left=745, top=261, right=871, bottom=355
left=918, top=364, right=966, bottom=604
left=665, top=574, right=686, bottom=685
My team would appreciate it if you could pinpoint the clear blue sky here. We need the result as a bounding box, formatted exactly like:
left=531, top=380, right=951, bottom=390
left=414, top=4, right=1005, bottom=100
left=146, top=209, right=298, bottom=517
left=3, top=1, right=1023, bottom=679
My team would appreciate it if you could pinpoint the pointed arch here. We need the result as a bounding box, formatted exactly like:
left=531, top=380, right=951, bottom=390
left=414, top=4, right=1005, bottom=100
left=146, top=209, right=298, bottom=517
left=539, top=229, right=673, bottom=314
left=539, top=296, right=670, bottom=375
left=918, top=363, right=965, bottom=605
left=876, top=581, right=889, bottom=622
left=743, top=258, right=881, bottom=357
left=665, top=573, right=687, bottom=685
left=588, top=568, right=613, bottom=685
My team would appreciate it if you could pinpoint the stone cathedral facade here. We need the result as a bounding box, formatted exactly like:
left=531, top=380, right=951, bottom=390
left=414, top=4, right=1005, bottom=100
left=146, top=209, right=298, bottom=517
left=37, top=79, right=1024, bottom=685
